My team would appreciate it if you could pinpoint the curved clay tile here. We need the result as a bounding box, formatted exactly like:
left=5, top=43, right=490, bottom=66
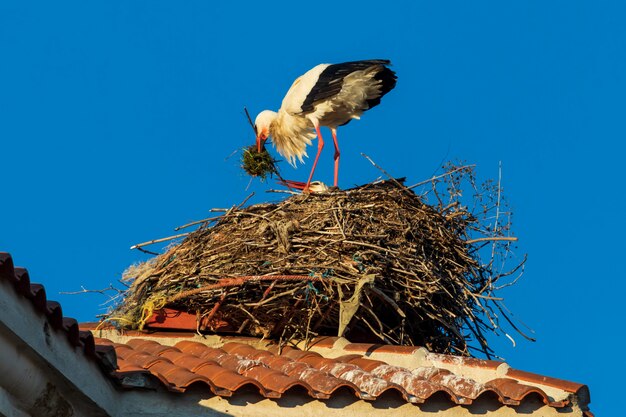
left=192, top=363, right=263, bottom=394
left=317, top=361, right=393, bottom=398
left=27, top=283, right=47, bottom=312
left=123, top=350, right=170, bottom=369
left=127, top=339, right=181, bottom=356
left=243, top=366, right=315, bottom=397
left=148, top=362, right=212, bottom=389
left=161, top=351, right=219, bottom=371
left=485, top=378, right=552, bottom=406
left=174, top=340, right=212, bottom=356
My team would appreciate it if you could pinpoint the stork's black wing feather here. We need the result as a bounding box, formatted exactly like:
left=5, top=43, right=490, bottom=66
left=300, top=59, right=396, bottom=113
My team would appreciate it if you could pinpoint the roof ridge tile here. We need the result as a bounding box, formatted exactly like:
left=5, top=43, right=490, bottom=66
left=0, top=252, right=98, bottom=365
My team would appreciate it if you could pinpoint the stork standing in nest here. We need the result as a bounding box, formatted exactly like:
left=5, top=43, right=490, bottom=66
left=255, top=59, right=397, bottom=192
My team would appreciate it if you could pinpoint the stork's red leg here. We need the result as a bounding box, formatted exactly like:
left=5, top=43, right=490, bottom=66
left=331, top=128, right=340, bottom=187
left=305, top=124, right=324, bottom=193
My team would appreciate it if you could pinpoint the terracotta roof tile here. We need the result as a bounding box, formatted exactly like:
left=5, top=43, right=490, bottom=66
left=343, top=342, right=423, bottom=355
left=87, top=333, right=591, bottom=411
left=79, top=330, right=96, bottom=357
left=125, top=350, right=169, bottom=368
left=506, top=368, right=587, bottom=394
left=126, top=338, right=181, bottom=355
left=427, top=351, right=504, bottom=370
left=150, top=361, right=211, bottom=388
left=27, top=282, right=48, bottom=311
left=363, top=363, right=454, bottom=402
left=485, top=378, right=556, bottom=406
left=115, top=359, right=148, bottom=373
left=13, top=267, right=32, bottom=295
left=176, top=340, right=212, bottom=356
left=194, top=365, right=264, bottom=394
left=430, top=370, right=491, bottom=400
left=245, top=366, right=313, bottom=396
left=343, top=356, right=387, bottom=371
left=45, top=300, right=64, bottom=329
left=161, top=351, right=218, bottom=370
left=308, top=336, right=343, bottom=349
left=316, top=361, right=395, bottom=397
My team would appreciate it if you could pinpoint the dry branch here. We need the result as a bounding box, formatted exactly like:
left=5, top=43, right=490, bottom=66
left=130, top=233, right=189, bottom=250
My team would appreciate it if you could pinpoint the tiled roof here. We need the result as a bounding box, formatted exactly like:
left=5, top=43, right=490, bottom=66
left=0, top=251, right=593, bottom=415
left=85, top=327, right=589, bottom=410
left=0, top=252, right=98, bottom=362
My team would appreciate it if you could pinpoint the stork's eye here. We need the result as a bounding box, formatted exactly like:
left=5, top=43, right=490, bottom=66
left=254, top=124, right=258, bottom=135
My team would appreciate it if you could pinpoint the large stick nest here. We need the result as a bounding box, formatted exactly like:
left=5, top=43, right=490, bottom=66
left=112, top=165, right=527, bottom=357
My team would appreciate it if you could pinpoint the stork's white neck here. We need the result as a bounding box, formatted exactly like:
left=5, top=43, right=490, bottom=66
left=268, top=110, right=316, bottom=167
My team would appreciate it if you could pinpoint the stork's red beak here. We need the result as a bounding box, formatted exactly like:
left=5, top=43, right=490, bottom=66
left=256, top=135, right=266, bottom=152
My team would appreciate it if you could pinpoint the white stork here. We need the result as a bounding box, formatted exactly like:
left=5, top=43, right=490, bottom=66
left=255, top=59, right=397, bottom=192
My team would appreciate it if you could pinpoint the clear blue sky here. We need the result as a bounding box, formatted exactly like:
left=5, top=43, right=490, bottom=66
left=1, top=2, right=622, bottom=414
